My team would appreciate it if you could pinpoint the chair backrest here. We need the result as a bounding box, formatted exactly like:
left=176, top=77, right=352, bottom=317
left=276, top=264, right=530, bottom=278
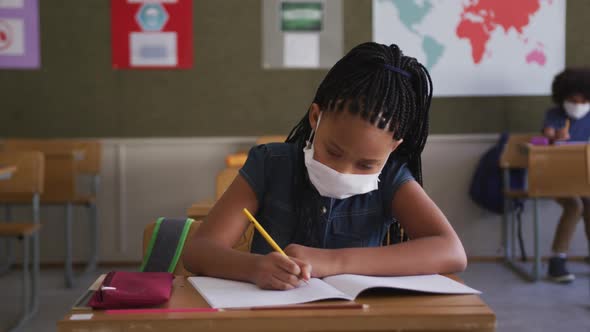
left=215, top=167, right=239, bottom=199
left=3, top=139, right=81, bottom=155
left=499, top=134, right=536, bottom=169
left=255, top=136, right=287, bottom=145
left=0, top=151, right=44, bottom=195
left=224, top=137, right=286, bottom=168
left=2, top=139, right=101, bottom=175
left=43, top=153, right=78, bottom=201
left=2, top=140, right=79, bottom=201
left=73, top=140, right=102, bottom=175
left=225, top=153, right=248, bottom=168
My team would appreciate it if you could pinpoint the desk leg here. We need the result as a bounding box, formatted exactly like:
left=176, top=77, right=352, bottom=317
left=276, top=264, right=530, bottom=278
left=502, top=169, right=514, bottom=261
left=31, top=194, right=40, bottom=314
left=504, top=198, right=542, bottom=282
left=510, top=200, right=518, bottom=260
left=83, top=203, right=98, bottom=274
left=8, top=236, right=33, bottom=332
left=65, top=203, right=74, bottom=288
left=0, top=205, right=15, bottom=275
left=83, top=175, right=100, bottom=275
left=532, top=198, right=541, bottom=281
left=503, top=198, right=512, bottom=260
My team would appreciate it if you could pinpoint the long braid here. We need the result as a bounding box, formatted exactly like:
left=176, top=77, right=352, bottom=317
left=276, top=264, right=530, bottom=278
left=285, top=42, right=433, bottom=244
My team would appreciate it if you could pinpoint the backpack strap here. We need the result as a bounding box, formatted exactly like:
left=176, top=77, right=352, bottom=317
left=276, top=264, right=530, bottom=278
left=140, top=217, right=194, bottom=273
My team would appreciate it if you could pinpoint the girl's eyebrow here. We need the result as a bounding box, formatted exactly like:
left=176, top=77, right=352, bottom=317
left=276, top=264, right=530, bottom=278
left=326, top=140, right=344, bottom=153
left=359, top=158, right=380, bottom=164
left=328, top=140, right=380, bottom=163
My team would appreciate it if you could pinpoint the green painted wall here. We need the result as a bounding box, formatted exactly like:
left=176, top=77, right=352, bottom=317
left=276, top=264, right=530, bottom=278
left=1, top=0, right=588, bottom=137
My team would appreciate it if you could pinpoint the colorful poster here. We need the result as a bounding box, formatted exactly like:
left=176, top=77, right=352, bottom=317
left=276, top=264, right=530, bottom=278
left=0, top=0, right=40, bottom=69
left=373, top=0, right=565, bottom=96
left=111, top=0, right=193, bottom=69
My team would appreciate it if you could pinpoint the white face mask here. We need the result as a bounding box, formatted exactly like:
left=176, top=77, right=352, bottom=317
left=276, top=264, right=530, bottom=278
left=563, top=101, right=590, bottom=120
left=303, top=112, right=383, bottom=199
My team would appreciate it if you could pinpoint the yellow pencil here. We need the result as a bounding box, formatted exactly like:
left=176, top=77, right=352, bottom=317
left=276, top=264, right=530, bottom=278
left=243, top=208, right=286, bottom=256
left=242, top=208, right=308, bottom=284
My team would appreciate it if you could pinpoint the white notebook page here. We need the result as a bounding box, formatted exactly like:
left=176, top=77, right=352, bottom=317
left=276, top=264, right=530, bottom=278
left=323, top=274, right=481, bottom=298
left=188, top=277, right=352, bottom=309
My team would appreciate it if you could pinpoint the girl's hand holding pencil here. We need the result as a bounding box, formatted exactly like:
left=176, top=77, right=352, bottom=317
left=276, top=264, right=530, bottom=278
left=243, top=208, right=312, bottom=290
left=250, top=252, right=311, bottom=290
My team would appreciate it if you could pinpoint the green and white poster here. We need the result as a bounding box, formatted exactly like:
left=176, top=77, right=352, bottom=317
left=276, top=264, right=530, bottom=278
left=281, top=2, right=323, bottom=32
left=262, top=0, right=342, bottom=69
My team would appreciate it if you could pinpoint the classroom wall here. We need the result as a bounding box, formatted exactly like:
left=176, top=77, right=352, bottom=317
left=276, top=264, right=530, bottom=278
left=1, top=0, right=589, bottom=137
left=5, top=135, right=588, bottom=263
left=2, top=2, right=589, bottom=264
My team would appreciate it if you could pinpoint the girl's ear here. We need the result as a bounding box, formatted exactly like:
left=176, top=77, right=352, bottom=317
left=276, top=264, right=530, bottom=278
left=308, top=103, right=321, bottom=130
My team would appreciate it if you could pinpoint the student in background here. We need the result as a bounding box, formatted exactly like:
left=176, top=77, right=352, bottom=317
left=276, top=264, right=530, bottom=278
left=184, top=42, right=467, bottom=290
left=542, top=68, right=590, bottom=283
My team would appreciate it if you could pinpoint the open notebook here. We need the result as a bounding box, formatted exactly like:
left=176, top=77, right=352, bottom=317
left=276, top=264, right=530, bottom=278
left=188, top=274, right=481, bottom=309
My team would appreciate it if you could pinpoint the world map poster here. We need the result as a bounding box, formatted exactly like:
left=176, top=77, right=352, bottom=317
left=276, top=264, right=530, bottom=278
left=373, top=0, right=565, bottom=96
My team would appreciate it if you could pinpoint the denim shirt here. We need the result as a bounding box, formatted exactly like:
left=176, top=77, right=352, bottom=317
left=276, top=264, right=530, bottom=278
left=543, top=106, right=590, bottom=142
left=239, top=143, right=415, bottom=255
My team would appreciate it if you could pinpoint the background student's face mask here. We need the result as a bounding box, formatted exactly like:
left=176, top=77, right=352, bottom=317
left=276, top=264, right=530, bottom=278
left=563, top=101, right=590, bottom=120
left=303, top=112, right=383, bottom=199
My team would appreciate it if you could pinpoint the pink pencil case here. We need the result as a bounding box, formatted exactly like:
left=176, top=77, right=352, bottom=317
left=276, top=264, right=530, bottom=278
left=88, top=271, right=174, bottom=309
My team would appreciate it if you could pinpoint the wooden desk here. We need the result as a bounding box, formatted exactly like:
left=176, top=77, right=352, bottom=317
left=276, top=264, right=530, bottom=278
left=0, top=165, right=17, bottom=180
left=58, top=275, right=495, bottom=332
left=500, top=141, right=590, bottom=281
left=525, top=144, right=590, bottom=197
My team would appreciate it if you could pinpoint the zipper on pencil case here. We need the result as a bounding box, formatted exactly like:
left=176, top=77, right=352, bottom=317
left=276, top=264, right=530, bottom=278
left=99, top=271, right=117, bottom=303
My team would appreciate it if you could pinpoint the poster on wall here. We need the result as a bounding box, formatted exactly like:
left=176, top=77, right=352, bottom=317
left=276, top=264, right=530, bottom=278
left=281, top=2, right=323, bottom=68
left=262, top=0, right=342, bottom=69
left=111, top=0, right=193, bottom=69
left=0, top=0, right=40, bottom=69
left=373, top=0, right=566, bottom=96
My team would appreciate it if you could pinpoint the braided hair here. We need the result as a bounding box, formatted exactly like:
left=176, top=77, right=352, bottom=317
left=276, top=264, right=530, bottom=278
left=285, top=42, right=433, bottom=244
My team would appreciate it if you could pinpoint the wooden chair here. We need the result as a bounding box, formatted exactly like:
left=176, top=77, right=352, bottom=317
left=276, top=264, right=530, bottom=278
left=255, top=135, right=287, bottom=145
left=225, top=136, right=288, bottom=168
left=194, top=167, right=253, bottom=252
left=0, top=139, right=101, bottom=287
left=0, top=151, right=43, bottom=331
left=215, top=167, right=239, bottom=199
left=189, top=168, right=253, bottom=251
left=73, top=140, right=102, bottom=196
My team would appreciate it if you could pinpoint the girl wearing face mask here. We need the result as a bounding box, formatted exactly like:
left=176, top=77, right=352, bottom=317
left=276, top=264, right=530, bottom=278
left=542, top=68, right=590, bottom=283
left=184, top=43, right=467, bottom=290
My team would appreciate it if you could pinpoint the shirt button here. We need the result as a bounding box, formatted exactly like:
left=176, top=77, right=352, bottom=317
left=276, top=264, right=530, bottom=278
left=321, top=206, right=327, bottom=215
